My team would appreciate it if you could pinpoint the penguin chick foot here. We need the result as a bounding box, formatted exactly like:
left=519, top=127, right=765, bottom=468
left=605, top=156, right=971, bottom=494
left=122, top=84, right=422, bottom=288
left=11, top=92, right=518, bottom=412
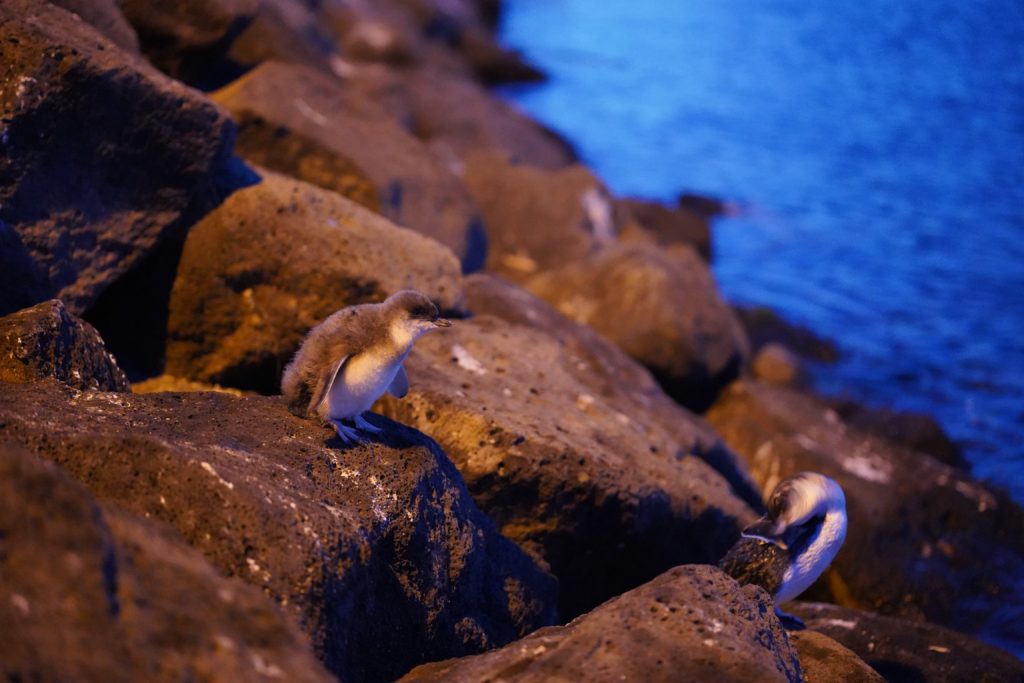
left=775, top=608, right=806, bottom=631
left=330, top=419, right=363, bottom=445
left=353, top=413, right=383, bottom=434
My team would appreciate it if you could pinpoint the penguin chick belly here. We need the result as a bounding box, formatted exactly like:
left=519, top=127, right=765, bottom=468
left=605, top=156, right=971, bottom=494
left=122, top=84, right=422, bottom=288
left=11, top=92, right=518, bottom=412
left=325, top=349, right=405, bottom=419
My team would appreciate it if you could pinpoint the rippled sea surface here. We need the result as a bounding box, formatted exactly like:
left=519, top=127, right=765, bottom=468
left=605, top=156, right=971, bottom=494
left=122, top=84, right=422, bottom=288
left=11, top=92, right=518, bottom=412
left=499, top=0, right=1024, bottom=503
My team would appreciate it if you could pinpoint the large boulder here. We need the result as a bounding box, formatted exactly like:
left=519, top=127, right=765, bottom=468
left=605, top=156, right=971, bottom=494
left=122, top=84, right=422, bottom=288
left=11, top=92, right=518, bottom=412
left=0, top=440, right=334, bottom=683
left=461, top=151, right=614, bottom=279
left=401, top=565, right=802, bottom=683
left=706, top=380, right=1024, bottom=649
left=48, top=0, right=140, bottom=53
left=0, top=380, right=558, bottom=682
left=616, top=197, right=713, bottom=261
left=165, top=169, right=464, bottom=392
left=119, top=0, right=340, bottom=90
left=733, top=305, right=839, bottom=364
left=212, top=61, right=485, bottom=269
left=824, top=399, right=968, bottom=470
left=0, top=0, right=235, bottom=315
left=786, top=631, right=884, bottom=683
left=378, top=276, right=761, bottom=618
left=463, top=273, right=762, bottom=507
left=117, top=0, right=258, bottom=83
left=527, top=242, right=751, bottom=412
left=344, top=62, right=577, bottom=169
left=791, top=602, right=1024, bottom=683
left=0, top=299, right=129, bottom=392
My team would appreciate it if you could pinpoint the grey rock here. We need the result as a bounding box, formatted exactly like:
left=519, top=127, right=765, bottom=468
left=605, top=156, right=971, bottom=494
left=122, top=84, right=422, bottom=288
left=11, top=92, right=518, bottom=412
left=0, top=379, right=557, bottom=682
left=401, top=565, right=803, bottom=683
left=0, top=299, right=128, bottom=392
left=165, top=168, right=464, bottom=392
left=0, top=0, right=235, bottom=314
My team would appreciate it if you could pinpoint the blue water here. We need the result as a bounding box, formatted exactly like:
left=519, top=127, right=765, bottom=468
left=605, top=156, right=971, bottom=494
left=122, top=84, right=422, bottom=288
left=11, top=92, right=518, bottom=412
left=498, top=1, right=1024, bottom=505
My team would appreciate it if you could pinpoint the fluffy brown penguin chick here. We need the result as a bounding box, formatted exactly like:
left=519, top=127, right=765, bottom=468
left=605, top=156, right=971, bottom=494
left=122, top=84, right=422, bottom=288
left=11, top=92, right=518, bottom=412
left=281, top=290, right=451, bottom=443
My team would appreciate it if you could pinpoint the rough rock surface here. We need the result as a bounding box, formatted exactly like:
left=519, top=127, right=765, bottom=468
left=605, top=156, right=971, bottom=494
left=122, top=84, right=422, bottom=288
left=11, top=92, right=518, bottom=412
left=401, top=565, right=802, bottom=683
left=825, top=399, right=968, bottom=470
left=118, top=0, right=339, bottom=90
left=378, top=280, right=760, bottom=617
left=166, top=169, right=464, bottom=392
left=462, top=274, right=763, bottom=508
left=0, top=440, right=334, bottom=683
left=787, top=630, right=884, bottom=683
left=752, top=342, right=807, bottom=387
left=212, top=61, right=485, bottom=268
left=461, top=151, right=614, bottom=279
left=48, top=0, right=141, bottom=53
left=734, top=305, right=840, bottom=363
left=616, top=197, right=713, bottom=261
left=118, top=0, right=257, bottom=83
left=791, top=602, right=1024, bottom=683
left=0, top=380, right=557, bottom=683
left=0, top=299, right=129, bottom=391
left=0, top=0, right=235, bottom=315
left=345, top=63, right=576, bottom=169
left=706, top=380, right=1024, bottom=649
left=527, top=242, right=750, bottom=412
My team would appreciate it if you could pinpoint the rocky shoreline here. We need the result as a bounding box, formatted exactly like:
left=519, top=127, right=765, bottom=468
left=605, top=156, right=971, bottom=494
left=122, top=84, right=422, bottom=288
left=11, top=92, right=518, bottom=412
left=1, top=1, right=1022, bottom=681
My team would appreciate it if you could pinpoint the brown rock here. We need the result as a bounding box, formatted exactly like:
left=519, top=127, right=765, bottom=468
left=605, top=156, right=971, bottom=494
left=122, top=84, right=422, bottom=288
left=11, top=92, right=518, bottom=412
left=0, top=0, right=235, bottom=315
left=0, top=380, right=557, bottom=682
left=456, top=25, right=546, bottom=84
left=753, top=342, right=807, bottom=387
left=119, top=0, right=343, bottom=90
left=463, top=273, right=763, bottom=508
left=48, top=0, right=140, bottom=53
left=617, top=197, right=713, bottom=261
left=212, top=61, right=485, bottom=268
left=527, top=242, right=750, bottom=412
left=791, top=602, right=1024, bottom=683
left=118, top=0, right=258, bottom=85
left=706, top=380, right=1024, bottom=648
left=345, top=62, right=577, bottom=169
left=340, top=18, right=422, bottom=65
left=826, top=399, right=968, bottom=470
left=165, top=169, right=463, bottom=392
left=0, top=440, right=334, bottom=683
left=462, top=151, right=614, bottom=279
left=401, top=565, right=803, bottom=683
left=735, top=305, right=840, bottom=363
left=0, top=299, right=128, bottom=391
left=222, top=0, right=343, bottom=86
left=377, top=293, right=759, bottom=617
left=787, top=630, right=884, bottom=683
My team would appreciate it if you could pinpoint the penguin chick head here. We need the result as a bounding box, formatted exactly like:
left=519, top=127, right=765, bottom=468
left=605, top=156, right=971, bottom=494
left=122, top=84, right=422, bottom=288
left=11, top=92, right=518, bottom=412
left=743, top=472, right=846, bottom=549
left=384, top=290, right=452, bottom=343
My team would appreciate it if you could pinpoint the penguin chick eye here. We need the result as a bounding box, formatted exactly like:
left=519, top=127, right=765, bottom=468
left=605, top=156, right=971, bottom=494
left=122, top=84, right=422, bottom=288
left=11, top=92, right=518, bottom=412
left=408, top=304, right=436, bottom=320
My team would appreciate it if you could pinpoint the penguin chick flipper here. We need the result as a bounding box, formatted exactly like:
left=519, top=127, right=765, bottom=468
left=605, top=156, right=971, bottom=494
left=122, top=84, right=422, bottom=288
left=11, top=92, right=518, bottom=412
left=387, top=364, right=409, bottom=398
left=309, top=355, right=349, bottom=416
left=354, top=413, right=383, bottom=434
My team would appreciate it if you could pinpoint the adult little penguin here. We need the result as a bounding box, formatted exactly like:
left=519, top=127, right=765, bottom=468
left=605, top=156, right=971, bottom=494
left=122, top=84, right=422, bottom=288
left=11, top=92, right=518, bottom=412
left=282, top=290, right=451, bottom=443
left=718, top=472, right=847, bottom=628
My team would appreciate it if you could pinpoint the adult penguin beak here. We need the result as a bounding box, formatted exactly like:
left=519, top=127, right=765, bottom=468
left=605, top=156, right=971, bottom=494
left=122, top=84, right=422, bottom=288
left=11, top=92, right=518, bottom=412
left=433, top=318, right=452, bottom=327
left=741, top=516, right=790, bottom=549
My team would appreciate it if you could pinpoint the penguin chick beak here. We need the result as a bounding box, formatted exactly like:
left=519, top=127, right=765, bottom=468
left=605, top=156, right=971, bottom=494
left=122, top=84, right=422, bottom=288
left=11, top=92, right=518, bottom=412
left=433, top=318, right=452, bottom=328
left=741, top=516, right=790, bottom=550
